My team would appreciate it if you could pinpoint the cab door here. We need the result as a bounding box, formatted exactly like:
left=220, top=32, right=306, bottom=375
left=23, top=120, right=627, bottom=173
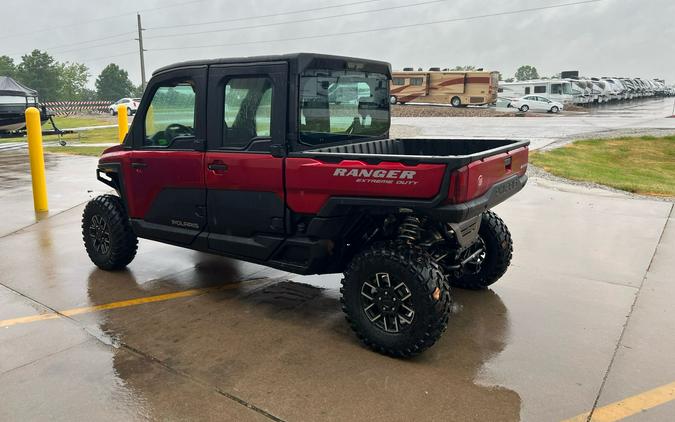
left=204, top=62, right=288, bottom=260
left=126, top=66, right=207, bottom=245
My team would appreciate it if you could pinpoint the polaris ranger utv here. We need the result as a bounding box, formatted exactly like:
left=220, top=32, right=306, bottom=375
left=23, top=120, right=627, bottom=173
left=83, top=53, right=528, bottom=357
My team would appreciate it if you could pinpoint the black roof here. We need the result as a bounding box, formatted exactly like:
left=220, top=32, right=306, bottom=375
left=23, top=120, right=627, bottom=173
left=0, top=76, right=38, bottom=97
left=153, top=52, right=391, bottom=77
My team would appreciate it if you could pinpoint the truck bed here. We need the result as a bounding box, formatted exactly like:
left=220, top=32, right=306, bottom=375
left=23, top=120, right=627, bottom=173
left=285, top=137, right=530, bottom=217
left=297, top=137, right=530, bottom=168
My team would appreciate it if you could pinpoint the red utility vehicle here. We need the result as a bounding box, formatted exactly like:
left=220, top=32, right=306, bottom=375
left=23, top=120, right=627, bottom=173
left=83, top=54, right=528, bottom=357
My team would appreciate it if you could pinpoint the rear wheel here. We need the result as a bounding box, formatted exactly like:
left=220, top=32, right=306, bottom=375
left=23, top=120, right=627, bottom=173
left=341, top=243, right=451, bottom=357
left=82, top=195, right=138, bottom=270
left=389, top=95, right=398, bottom=105
left=451, top=96, right=461, bottom=107
left=448, top=211, right=513, bottom=290
left=520, top=105, right=529, bottom=112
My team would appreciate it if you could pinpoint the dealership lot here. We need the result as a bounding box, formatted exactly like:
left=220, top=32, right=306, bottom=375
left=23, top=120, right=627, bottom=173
left=1, top=100, right=674, bottom=421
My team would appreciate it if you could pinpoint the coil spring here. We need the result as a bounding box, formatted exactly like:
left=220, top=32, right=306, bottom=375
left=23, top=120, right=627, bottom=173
left=398, top=216, right=423, bottom=243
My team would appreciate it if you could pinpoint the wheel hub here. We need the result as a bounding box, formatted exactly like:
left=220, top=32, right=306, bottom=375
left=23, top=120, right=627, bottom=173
left=360, top=272, right=415, bottom=333
left=89, top=214, right=111, bottom=255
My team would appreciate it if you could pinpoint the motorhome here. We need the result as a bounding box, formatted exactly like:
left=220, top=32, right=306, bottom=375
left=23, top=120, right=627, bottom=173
left=389, top=69, right=499, bottom=106
left=499, top=79, right=578, bottom=104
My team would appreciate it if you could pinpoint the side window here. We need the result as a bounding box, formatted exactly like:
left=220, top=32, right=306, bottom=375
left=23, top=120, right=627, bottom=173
left=534, top=85, right=547, bottom=93
left=392, top=78, right=405, bottom=86
left=410, top=77, right=424, bottom=86
left=223, top=77, right=273, bottom=148
left=144, top=82, right=196, bottom=147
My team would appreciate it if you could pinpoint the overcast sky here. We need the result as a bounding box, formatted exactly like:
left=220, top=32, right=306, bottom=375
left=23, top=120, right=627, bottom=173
left=2, top=0, right=673, bottom=88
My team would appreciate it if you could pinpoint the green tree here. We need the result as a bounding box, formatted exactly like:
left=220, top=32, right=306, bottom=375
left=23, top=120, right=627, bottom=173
left=132, top=83, right=145, bottom=98
left=451, top=65, right=476, bottom=71
left=16, top=50, right=61, bottom=100
left=80, top=88, right=98, bottom=101
left=95, top=63, right=134, bottom=100
left=504, top=77, right=515, bottom=83
left=58, top=62, right=90, bottom=100
left=0, top=55, right=16, bottom=78
left=515, top=65, right=539, bottom=81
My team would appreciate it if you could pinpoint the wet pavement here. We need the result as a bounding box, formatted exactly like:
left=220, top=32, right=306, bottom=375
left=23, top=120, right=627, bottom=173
left=2, top=104, right=675, bottom=421
left=394, top=98, right=675, bottom=150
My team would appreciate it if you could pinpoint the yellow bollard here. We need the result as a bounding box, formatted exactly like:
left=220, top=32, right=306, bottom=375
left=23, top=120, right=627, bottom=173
left=117, top=104, right=128, bottom=143
left=146, top=104, right=154, bottom=135
left=25, top=107, right=49, bottom=212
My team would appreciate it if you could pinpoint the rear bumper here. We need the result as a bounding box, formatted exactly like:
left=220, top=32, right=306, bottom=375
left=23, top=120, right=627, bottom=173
left=425, top=174, right=528, bottom=222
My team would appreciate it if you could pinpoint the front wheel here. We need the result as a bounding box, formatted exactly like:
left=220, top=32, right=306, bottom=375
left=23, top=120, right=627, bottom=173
left=389, top=95, right=398, bottom=105
left=550, top=106, right=560, bottom=113
left=450, top=96, right=461, bottom=107
left=449, top=211, right=513, bottom=290
left=127, top=107, right=132, bottom=116
left=82, top=195, right=138, bottom=270
left=341, top=243, right=451, bottom=357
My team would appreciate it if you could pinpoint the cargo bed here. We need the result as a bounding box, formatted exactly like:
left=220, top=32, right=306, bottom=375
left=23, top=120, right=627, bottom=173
left=295, top=137, right=530, bottom=168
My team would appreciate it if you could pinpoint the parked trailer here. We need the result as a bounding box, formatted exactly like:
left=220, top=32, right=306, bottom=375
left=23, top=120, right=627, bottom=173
left=389, top=69, right=499, bottom=106
left=499, top=79, right=578, bottom=104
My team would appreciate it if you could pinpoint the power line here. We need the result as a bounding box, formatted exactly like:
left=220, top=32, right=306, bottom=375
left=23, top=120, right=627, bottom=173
left=146, top=0, right=387, bottom=31
left=0, top=0, right=207, bottom=41
left=6, top=32, right=136, bottom=56
left=145, top=0, right=451, bottom=41
left=50, top=38, right=137, bottom=55
left=85, top=51, right=138, bottom=63
left=150, top=0, right=602, bottom=52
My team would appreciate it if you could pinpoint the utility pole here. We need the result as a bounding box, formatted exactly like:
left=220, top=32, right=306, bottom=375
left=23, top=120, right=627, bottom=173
left=136, top=13, right=147, bottom=89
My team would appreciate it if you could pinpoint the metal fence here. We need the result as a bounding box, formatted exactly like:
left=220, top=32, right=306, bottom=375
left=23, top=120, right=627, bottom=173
left=41, top=101, right=111, bottom=116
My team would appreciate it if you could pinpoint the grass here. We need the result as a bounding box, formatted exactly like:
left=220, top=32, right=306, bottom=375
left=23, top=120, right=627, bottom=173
left=44, top=127, right=118, bottom=144
left=48, top=115, right=116, bottom=129
left=45, top=146, right=108, bottom=156
left=531, top=135, right=675, bottom=196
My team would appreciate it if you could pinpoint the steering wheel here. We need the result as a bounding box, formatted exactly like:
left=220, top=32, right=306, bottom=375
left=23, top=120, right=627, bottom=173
left=164, top=123, right=193, bottom=142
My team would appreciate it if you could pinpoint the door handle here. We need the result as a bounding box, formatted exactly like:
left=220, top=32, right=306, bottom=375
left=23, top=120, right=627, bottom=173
left=131, top=161, right=147, bottom=168
left=208, top=162, right=228, bottom=171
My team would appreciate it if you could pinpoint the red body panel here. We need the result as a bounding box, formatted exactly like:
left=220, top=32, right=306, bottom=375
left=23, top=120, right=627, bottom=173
left=127, top=150, right=204, bottom=218
left=205, top=152, right=283, bottom=197
left=285, top=158, right=446, bottom=214
left=447, top=146, right=528, bottom=204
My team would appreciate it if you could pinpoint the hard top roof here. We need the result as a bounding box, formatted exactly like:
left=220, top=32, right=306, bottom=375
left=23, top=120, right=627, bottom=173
left=153, top=52, right=391, bottom=76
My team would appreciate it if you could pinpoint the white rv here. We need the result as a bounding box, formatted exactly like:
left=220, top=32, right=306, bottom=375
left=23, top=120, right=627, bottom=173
left=499, top=79, right=578, bottom=104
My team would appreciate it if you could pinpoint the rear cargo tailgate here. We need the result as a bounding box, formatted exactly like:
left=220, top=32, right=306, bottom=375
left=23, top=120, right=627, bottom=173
left=447, top=145, right=528, bottom=203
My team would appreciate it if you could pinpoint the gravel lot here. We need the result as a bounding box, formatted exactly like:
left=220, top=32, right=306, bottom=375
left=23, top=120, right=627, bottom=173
left=391, top=104, right=519, bottom=117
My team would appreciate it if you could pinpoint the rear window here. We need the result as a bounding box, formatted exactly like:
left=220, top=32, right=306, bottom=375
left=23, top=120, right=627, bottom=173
left=299, top=68, right=389, bottom=145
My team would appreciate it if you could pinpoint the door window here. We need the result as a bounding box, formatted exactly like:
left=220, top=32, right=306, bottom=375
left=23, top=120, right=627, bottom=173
left=223, top=77, right=273, bottom=148
left=144, top=82, right=196, bottom=147
left=525, top=87, right=531, bottom=94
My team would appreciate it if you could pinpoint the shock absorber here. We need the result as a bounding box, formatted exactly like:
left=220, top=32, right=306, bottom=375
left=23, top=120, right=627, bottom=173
left=397, top=215, right=423, bottom=243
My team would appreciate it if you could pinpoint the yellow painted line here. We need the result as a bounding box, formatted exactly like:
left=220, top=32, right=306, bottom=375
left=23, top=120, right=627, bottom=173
left=0, top=284, right=241, bottom=329
left=563, top=381, right=675, bottom=422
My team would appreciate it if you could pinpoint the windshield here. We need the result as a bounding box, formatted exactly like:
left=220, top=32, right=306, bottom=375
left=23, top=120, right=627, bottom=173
left=299, top=69, right=389, bottom=145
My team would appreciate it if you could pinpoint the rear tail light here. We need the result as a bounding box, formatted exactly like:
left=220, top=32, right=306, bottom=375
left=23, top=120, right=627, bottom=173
left=446, top=166, right=469, bottom=204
